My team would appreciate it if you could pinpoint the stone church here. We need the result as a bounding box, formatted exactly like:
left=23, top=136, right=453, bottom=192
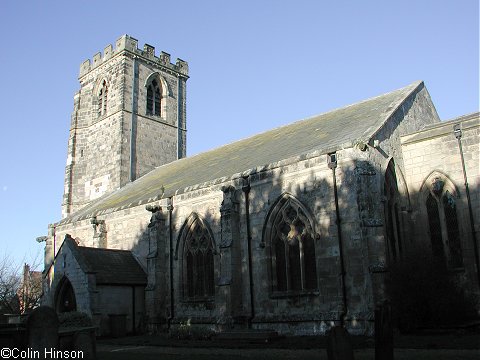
left=40, top=35, right=479, bottom=336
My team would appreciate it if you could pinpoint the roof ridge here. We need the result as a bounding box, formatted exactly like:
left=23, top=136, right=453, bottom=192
left=183, top=81, right=424, bottom=158
left=358, top=80, right=424, bottom=142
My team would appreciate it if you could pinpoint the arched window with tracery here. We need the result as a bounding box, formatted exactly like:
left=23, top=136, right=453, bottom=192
left=265, top=194, right=317, bottom=294
left=97, top=80, right=108, bottom=117
left=384, top=160, right=403, bottom=262
left=146, top=78, right=162, bottom=116
left=180, top=214, right=215, bottom=301
left=424, top=175, right=463, bottom=268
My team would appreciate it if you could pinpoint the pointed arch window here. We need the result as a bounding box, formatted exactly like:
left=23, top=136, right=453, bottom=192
left=266, top=195, right=317, bottom=294
left=426, top=193, right=444, bottom=261
left=384, top=161, right=403, bottom=262
left=97, top=80, right=108, bottom=117
left=424, top=177, right=463, bottom=268
left=443, top=191, right=463, bottom=268
left=181, top=215, right=215, bottom=301
left=146, top=79, right=162, bottom=116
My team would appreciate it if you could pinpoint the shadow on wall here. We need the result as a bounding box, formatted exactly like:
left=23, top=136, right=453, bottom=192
left=126, top=155, right=479, bottom=335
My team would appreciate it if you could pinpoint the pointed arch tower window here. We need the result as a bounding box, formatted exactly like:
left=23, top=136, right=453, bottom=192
left=265, top=194, right=317, bottom=294
left=97, top=80, right=108, bottom=117
left=180, top=214, right=215, bottom=301
left=146, top=78, right=162, bottom=116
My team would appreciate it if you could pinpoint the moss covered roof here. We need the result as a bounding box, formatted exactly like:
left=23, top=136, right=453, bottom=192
left=59, top=81, right=423, bottom=224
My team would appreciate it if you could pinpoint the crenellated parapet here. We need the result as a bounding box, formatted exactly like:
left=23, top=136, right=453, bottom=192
left=79, top=34, right=189, bottom=78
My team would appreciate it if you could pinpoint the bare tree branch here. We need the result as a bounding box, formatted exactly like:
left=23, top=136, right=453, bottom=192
left=0, top=252, right=42, bottom=314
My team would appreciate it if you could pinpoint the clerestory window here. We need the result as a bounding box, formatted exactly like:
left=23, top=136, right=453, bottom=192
left=267, top=194, right=317, bottom=294
left=146, top=79, right=162, bottom=116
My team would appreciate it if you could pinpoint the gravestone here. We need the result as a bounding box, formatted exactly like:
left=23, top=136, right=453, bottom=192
left=72, top=331, right=97, bottom=360
left=375, top=303, right=393, bottom=360
left=27, top=306, right=59, bottom=358
left=326, top=326, right=354, bottom=360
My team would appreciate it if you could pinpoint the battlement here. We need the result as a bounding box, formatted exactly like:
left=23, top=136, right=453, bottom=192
left=79, top=34, right=188, bottom=78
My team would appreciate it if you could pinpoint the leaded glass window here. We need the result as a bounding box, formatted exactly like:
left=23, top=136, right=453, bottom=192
left=425, top=177, right=464, bottom=269
left=443, top=191, right=463, bottom=268
left=426, top=193, right=444, bottom=260
left=182, top=217, right=215, bottom=300
left=270, top=196, right=317, bottom=293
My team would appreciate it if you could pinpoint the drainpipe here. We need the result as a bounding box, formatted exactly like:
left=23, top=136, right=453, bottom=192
left=129, top=56, right=138, bottom=182
left=176, top=76, right=183, bottom=159
left=131, top=285, right=136, bottom=335
left=328, top=153, right=348, bottom=326
left=453, top=124, right=480, bottom=290
left=167, top=197, right=175, bottom=329
left=242, top=175, right=255, bottom=328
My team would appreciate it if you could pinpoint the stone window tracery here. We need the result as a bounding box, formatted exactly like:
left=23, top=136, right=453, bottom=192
left=267, top=195, right=317, bottom=294
left=182, top=215, right=215, bottom=300
left=424, top=175, right=463, bottom=268
left=146, top=78, right=162, bottom=116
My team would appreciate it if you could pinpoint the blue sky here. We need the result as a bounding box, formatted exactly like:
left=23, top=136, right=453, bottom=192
left=0, top=1, right=478, bottom=267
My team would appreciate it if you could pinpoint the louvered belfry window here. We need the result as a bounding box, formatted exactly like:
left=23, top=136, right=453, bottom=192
left=97, top=80, right=108, bottom=117
left=270, top=196, right=317, bottom=293
left=183, top=217, right=215, bottom=300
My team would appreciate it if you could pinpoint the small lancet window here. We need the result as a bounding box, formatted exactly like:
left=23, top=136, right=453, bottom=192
left=97, top=80, right=108, bottom=117
left=146, top=79, right=162, bottom=116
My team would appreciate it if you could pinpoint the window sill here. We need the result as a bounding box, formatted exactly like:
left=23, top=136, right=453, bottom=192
left=270, top=290, right=319, bottom=299
left=146, top=113, right=163, bottom=119
left=181, top=297, right=215, bottom=304
left=448, top=266, right=465, bottom=274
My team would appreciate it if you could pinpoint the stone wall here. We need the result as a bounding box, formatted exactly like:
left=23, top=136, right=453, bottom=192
left=52, top=148, right=382, bottom=335
left=48, top=78, right=455, bottom=336
left=62, top=35, right=188, bottom=218
left=42, top=241, right=91, bottom=315
left=401, top=113, right=480, bottom=293
left=94, top=285, right=145, bottom=335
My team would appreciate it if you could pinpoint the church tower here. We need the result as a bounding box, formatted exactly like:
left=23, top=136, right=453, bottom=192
left=62, top=35, right=188, bottom=218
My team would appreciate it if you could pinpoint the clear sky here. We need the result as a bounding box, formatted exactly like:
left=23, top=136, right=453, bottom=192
left=0, top=1, right=478, bottom=267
